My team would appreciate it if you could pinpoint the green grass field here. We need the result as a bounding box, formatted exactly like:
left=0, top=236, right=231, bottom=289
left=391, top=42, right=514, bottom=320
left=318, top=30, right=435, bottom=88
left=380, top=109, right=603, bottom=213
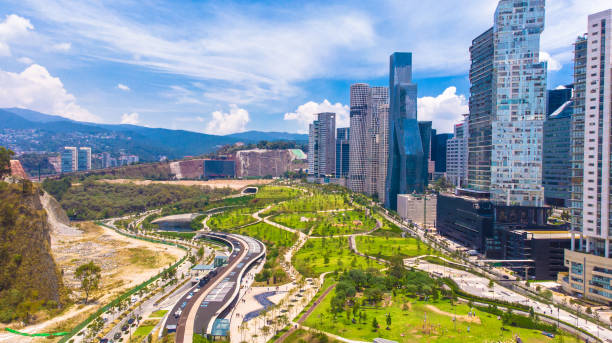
left=356, top=235, right=435, bottom=259
left=233, top=222, right=297, bottom=248
left=293, top=237, right=385, bottom=277
left=130, top=319, right=159, bottom=342
left=149, top=310, right=168, bottom=318
left=265, top=193, right=350, bottom=215
left=371, top=215, right=404, bottom=237
left=208, top=207, right=257, bottom=229
left=269, top=212, right=319, bottom=233
left=255, top=185, right=303, bottom=199
left=304, top=290, right=573, bottom=343
left=310, top=210, right=377, bottom=236
left=231, top=222, right=297, bottom=285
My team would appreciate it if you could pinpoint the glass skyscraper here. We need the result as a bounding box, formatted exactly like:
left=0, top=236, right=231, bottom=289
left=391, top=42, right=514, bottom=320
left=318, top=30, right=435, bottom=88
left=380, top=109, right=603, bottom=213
left=336, top=127, right=350, bottom=178
left=365, top=86, right=389, bottom=198
left=467, top=27, right=494, bottom=193
left=349, top=83, right=370, bottom=193
left=490, top=0, right=546, bottom=206
left=385, top=52, right=424, bottom=210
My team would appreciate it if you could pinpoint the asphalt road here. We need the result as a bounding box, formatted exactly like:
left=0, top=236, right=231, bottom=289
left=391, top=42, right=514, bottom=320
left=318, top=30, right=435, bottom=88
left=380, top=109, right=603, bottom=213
left=172, top=233, right=265, bottom=342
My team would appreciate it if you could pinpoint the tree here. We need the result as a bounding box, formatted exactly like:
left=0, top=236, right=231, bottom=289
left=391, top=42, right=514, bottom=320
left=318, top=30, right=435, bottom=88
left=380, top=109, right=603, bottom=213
left=386, top=313, right=392, bottom=330
left=197, top=247, right=204, bottom=259
left=75, top=261, right=101, bottom=303
left=0, top=146, right=14, bottom=176
left=488, top=280, right=494, bottom=289
left=372, top=317, right=379, bottom=331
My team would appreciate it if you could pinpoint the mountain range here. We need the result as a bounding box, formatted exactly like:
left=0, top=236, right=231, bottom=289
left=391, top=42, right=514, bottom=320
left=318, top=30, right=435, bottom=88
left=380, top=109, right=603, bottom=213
left=0, top=108, right=307, bottom=161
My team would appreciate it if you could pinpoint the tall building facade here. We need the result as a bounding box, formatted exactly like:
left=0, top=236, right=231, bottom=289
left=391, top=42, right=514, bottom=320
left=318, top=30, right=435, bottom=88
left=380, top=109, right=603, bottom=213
left=377, top=104, right=390, bottom=202
left=336, top=127, right=350, bottom=178
left=560, top=9, right=612, bottom=304
left=490, top=0, right=547, bottom=206
left=385, top=52, right=424, bottom=210
left=543, top=100, right=573, bottom=207
left=365, top=86, right=389, bottom=198
left=447, top=116, right=469, bottom=187
left=308, top=112, right=336, bottom=177
left=61, top=147, right=77, bottom=173
left=434, top=133, right=453, bottom=173
left=467, top=27, right=494, bottom=193
left=418, top=121, right=433, bottom=182
left=349, top=84, right=370, bottom=193
left=78, top=147, right=92, bottom=171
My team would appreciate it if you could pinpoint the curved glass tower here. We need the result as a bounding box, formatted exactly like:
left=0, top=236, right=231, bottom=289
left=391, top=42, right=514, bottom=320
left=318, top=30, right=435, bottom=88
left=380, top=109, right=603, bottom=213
left=385, top=52, right=425, bottom=210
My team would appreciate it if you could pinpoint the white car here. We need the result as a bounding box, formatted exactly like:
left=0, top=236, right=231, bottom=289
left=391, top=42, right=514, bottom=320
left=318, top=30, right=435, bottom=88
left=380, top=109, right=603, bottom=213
left=174, top=309, right=182, bottom=318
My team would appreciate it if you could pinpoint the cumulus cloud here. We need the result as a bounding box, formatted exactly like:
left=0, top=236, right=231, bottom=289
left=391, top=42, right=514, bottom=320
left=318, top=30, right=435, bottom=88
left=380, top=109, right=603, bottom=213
left=205, top=104, right=249, bottom=135
left=417, top=87, right=468, bottom=133
left=0, top=64, right=99, bottom=122
left=17, top=56, right=34, bottom=64
left=0, top=14, right=34, bottom=56
left=117, top=83, right=130, bottom=91
left=539, top=51, right=562, bottom=71
left=120, top=112, right=139, bottom=124
left=284, top=99, right=349, bottom=134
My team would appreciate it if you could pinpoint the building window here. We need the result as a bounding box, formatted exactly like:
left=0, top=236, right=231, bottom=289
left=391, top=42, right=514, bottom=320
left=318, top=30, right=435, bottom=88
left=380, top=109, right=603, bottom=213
left=571, top=262, right=583, bottom=276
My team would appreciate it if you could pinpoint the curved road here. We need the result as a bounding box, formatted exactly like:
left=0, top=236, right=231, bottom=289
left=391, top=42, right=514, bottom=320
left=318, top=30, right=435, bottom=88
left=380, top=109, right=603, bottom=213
left=172, top=232, right=265, bottom=342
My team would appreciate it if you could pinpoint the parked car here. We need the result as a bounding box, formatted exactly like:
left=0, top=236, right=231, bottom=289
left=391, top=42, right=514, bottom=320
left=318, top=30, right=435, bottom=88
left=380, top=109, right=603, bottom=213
left=127, top=317, right=135, bottom=325
left=181, top=301, right=187, bottom=308
left=113, top=332, right=121, bottom=340
left=121, top=324, right=129, bottom=331
left=174, top=309, right=182, bottom=318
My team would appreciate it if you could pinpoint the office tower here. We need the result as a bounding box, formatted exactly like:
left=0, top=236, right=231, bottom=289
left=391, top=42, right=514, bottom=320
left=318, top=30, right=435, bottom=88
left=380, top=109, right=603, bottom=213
left=78, top=147, right=92, bottom=171
left=490, top=0, right=546, bottom=206
left=543, top=100, right=573, bottom=207
left=467, top=27, right=494, bottom=193
left=61, top=147, right=77, bottom=173
left=385, top=52, right=424, bottom=210
left=101, top=152, right=112, bottom=168
left=418, top=121, right=433, bottom=182
left=561, top=9, right=612, bottom=304
left=377, top=104, right=390, bottom=202
left=434, top=133, right=453, bottom=173
left=349, top=83, right=370, bottom=193
left=547, top=86, right=573, bottom=118
left=308, top=112, right=336, bottom=177
left=336, top=128, right=350, bottom=178
left=365, top=86, right=389, bottom=198
left=447, top=115, right=469, bottom=187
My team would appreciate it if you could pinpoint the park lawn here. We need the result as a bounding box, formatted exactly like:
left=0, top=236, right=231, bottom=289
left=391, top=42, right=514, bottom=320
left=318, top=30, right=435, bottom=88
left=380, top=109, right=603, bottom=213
left=311, top=210, right=377, bottom=237
left=234, top=222, right=297, bottom=247
left=130, top=319, right=159, bottom=342
left=255, top=185, right=303, bottom=200
left=265, top=193, right=351, bottom=215
left=356, top=235, right=436, bottom=259
left=269, top=212, right=319, bottom=233
left=208, top=207, right=257, bottom=229
left=149, top=310, right=167, bottom=318
left=233, top=222, right=297, bottom=286
left=303, top=290, right=572, bottom=343
left=371, top=215, right=404, bottom=237
left=293, top=237, right=385, bottom=277
left=282, top=328, right=342, bottom=343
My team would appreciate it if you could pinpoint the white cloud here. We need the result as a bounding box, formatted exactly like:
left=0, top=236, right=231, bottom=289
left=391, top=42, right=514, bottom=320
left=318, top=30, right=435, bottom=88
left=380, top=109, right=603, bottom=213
left=0, top=64, right=99, bottom=122
left=284, top=99, right=349, bottom=134
left=17, top=56, right=34, bottom=64
left=0, top=14, right=34, bottom=56
left=539, top=51, right=562, bottom=71
left=120, top=112, right=139, bottom=124
left=117, top=83, right=130, bottom=91
left=205, top=104, right=249, bottom=135
left=417, top=87, right=468, bottom=133
left=50, top=42, right=71, bottom=52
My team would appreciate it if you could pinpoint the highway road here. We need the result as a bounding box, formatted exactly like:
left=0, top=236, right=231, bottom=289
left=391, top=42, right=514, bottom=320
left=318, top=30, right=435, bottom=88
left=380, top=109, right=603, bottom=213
left=173, top=232, right=265, bottom=342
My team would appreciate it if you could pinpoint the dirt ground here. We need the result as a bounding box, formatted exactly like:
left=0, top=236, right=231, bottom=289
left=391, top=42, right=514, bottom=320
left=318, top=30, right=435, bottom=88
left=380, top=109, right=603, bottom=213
left=98, top=178, right=273, bottom=190
left=52, top=222, right=184, bottom=296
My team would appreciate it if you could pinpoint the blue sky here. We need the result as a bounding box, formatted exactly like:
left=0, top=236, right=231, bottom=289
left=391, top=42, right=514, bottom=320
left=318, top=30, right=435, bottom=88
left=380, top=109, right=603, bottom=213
left=0, top=0, right=609, bottom=135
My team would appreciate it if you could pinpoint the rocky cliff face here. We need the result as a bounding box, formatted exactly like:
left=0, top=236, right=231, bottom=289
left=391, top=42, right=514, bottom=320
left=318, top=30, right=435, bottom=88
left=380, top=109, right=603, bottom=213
left=0, top=182, right=66, bottom=323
